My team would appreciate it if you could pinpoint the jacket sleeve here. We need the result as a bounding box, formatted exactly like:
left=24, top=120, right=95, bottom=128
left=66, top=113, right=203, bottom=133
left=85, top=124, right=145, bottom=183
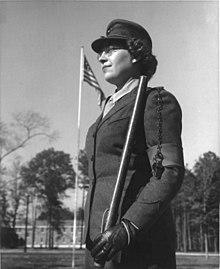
left=123, top=88, right=185, bottom=233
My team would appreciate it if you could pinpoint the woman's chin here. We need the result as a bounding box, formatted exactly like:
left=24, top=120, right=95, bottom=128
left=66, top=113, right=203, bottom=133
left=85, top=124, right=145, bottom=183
left=104, top=74, right=117, bottom=85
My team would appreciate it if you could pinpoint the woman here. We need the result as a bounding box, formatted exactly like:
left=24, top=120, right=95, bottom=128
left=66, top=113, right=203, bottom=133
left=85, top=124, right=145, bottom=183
left=84, top=19, right=184, bottom=269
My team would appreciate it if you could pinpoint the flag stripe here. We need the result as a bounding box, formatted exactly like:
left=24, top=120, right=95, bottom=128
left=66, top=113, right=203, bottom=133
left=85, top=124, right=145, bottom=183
left=83, top=55, right=105, bottom=106
left=84, top=74, right=99, bottom=87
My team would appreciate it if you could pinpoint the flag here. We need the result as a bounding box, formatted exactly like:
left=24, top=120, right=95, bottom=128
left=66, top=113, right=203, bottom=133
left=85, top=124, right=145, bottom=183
left=83, top=55, right=105, bottom=107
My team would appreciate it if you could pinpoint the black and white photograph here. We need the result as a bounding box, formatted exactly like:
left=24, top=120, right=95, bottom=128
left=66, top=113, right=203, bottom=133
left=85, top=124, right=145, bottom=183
left=0, top=1, right=219, bottom=268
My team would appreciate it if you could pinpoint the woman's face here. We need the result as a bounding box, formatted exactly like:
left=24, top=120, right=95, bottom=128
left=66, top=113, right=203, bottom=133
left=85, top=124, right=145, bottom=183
left=97, top=44, right=140, bottom=88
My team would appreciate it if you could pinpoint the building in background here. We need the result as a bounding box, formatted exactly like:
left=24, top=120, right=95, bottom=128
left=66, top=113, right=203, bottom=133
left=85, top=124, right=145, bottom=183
left=15, top=220, right=84, bottom=248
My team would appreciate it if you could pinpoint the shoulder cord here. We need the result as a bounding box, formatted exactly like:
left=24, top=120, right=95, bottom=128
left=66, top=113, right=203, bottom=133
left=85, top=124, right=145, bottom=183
left=152, top=87, right=165, bottom=179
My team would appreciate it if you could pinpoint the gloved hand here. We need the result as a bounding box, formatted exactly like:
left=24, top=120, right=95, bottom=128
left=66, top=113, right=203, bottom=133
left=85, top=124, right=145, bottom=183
left=91, top=219, right=139, bottom=263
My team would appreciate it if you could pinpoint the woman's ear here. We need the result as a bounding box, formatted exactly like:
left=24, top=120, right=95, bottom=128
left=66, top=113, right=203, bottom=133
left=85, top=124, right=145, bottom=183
left=132, top=56, right=141, bottom=63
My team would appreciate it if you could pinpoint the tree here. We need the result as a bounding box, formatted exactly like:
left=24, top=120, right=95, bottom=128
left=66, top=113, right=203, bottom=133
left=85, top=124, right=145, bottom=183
left=193, top=151, right=220, bottom=253
left=77, top=149, right=89, bottom=247
left=0, top=111, right=58, bottom=230
left=172, top=167, right=196, bottom=252
left=77, top=207, right=84, bottom=221
left=6, top=156, right=27, bottom=230
left=172, top=151, right=220, bottom=253
left=0, top=186, right=10, bottom=226
left=78, top=149, right=88, bottom=179
left=20, top=148, right=75, bottom=248
left=1, top=226, right=20, bottom=248
left=38, top=207, right=74, bottom=221
left=0, top=111, right=57, bottom=163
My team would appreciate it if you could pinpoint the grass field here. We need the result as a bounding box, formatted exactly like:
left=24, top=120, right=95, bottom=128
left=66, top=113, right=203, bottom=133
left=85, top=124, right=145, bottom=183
left=0, top=249, right=219, bottom=269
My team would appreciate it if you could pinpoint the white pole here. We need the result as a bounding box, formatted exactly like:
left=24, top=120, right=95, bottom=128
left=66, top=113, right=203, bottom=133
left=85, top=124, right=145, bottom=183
left=72, top=46, right=84, bottom=268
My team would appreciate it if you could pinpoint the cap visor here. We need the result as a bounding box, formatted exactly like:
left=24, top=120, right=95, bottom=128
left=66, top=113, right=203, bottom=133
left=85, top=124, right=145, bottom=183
left=91, top=36, right=128, bottom=53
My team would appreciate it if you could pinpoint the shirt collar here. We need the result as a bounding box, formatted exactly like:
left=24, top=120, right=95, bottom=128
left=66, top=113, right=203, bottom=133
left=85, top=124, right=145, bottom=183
left=109, top=78, right=140, bottom=104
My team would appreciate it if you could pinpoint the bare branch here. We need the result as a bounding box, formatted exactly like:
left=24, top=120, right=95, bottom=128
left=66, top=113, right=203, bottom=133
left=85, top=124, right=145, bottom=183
left=0, top=111, right=58, bottom=163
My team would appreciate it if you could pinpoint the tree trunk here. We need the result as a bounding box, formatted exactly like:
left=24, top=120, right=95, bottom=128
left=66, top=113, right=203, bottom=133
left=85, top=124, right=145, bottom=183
left=1, top=191, right=8, bottom=224
left=12, top=210, right=17, bottom=230
left=51, top=226, right=54, bottom=249
left=178, top=215, right=182, bottom=251
left=31, top=196, right=37, bottom=248
left=80, top=187, right=85, bottom=249
left=200, top=224, right=204, bottom=252
left=214, top=233, right=218, bottom=252
left=187, top=212, right=192, bottom=251
left=207, top=227, right=212, bottom=252
left=204, top=231, right=208, bottom=259
left=32, top=220, right=36, bottom=248
left=45, top=220, right=49, bottom=248
left=12, top=174, right=20, bottom=230
left=48, top=205, right=52, bottom=249
left=24, top=195, right=29, bottom=253
left=174, top=210, right=180, bottom=251
left=183, top=206, right=187, bottom=252
left=48, top=205, right=54, bottom=249
left=12, top=197, right=20, bottom=230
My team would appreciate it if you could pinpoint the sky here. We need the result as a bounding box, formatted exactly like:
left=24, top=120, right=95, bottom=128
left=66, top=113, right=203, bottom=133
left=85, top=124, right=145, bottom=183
left=0, top=0, right=219, bottom=174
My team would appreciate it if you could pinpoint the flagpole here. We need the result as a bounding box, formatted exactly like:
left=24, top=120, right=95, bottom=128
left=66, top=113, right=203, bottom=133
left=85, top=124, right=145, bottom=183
left=72, top=46, right=84, bottom=268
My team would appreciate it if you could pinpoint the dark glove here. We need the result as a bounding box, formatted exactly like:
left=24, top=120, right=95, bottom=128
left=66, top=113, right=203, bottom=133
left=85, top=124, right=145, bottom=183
left=91, top=219, right=139, bottom=263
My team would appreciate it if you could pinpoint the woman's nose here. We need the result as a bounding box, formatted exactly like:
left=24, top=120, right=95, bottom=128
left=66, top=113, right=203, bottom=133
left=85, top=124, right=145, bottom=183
left=98, top=52, right=108, bottom=63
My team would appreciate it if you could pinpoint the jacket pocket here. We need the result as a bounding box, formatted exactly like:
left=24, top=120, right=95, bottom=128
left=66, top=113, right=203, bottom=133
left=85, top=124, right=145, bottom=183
left=108, top=116, right=130, bottom=125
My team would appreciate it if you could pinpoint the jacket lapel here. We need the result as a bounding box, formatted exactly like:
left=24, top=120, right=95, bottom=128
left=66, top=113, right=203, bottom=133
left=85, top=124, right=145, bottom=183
left=96, top=86, right=138, bottom=131
left=92, top=113, right=103, bottom=135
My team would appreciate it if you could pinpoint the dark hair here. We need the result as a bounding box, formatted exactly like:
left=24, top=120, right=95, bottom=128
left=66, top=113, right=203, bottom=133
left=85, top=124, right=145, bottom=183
left=126, top=38, right=158, bottom=80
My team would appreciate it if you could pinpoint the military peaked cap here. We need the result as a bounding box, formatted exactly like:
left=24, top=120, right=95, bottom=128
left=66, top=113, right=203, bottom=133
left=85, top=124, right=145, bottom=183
left=91, top=19, right=152, bottom=53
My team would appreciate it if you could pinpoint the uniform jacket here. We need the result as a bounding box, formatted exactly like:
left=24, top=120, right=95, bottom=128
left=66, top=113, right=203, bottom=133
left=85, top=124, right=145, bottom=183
left=84, top=84, right=184, bottom=268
